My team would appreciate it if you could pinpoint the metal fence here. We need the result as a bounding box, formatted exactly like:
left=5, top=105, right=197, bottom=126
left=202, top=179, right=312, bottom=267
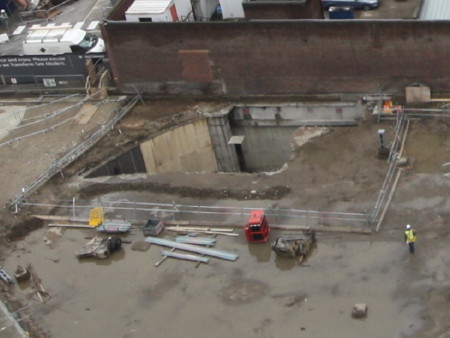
left=19, top=198, right=371, bottom=231
left=10, top=103, right=432, bottom=232
left=370, top=111, right=409, bottom=230
left=9, top=95, right=139, bottom=208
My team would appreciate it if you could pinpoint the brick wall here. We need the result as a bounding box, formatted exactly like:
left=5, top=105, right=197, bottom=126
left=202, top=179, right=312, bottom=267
left=102, top=20, right=450, bottom=96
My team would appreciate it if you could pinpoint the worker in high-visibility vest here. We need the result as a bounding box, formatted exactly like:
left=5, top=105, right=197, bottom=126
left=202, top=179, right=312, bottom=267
left=404, top=224, right=417, bottom=254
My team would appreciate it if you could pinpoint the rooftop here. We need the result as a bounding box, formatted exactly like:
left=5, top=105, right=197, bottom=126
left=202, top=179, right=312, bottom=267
left=419, top=0, right=450, bottom=20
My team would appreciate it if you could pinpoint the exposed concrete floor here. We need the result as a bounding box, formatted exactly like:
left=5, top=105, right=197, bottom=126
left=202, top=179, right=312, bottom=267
left=1, top=97, right=450, bottom=337
left=0, top=221, right=424, bottom=338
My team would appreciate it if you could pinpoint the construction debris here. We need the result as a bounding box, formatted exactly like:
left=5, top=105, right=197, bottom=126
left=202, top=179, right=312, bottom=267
left=0, top=266, right=14, bottom=285
left=48, top=223, right=93, bottom=229
left=397, top=156, right=409, bottom=167
left=155, top=248, right=175, bottom=267
left=131, top=241, right=151, bottom=252
left=44, top=226, right=63, bottom=247
left=271, top=231, right=315, bottom=263
left=352, top=303, right=368, bottom=319
left=14, top=265, right=30, bottom=283
left=96, top=219, right=131, bottom=233
left=160, top=250, right=210, bottom=264
left=75, top=236, right=122, bottom=259
left=142, top=218, right=165, bottom=236
left=145, top=237, right=239, bottom=261
left=28, top=265, right=50, bottom=303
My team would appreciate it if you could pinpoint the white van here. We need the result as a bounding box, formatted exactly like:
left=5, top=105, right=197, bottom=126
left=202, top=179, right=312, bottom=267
left=23, top=27, right=105, bottom=55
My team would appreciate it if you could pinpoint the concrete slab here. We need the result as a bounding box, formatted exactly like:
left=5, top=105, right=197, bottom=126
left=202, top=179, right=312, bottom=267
left=0, top=105, right=26, bottom=141
left=74, top=103, right=98, bottom=125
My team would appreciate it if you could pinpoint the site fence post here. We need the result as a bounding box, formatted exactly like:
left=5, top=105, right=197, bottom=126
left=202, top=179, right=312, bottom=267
left=72, top=197, right=75, bottom=219
left=173, top=201, right=176, bottom=223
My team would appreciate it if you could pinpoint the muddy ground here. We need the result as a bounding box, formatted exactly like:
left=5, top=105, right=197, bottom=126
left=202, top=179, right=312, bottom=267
left=1, top=97, right=450, bottom=337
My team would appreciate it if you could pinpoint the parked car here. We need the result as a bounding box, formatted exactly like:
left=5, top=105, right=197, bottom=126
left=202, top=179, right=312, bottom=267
left=322, top=0, right=380, bottom=11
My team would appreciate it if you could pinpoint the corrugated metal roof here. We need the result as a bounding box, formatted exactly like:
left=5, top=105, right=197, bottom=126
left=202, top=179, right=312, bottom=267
left=125, top=0, right=172, bottom=15
left=419, top=0, right=450, bottom=20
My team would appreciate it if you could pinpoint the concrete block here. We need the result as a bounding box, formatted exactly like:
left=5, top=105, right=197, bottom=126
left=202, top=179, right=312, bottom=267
left=406, top=86, right=431, bottom=103
left=352, top=303, right=368, bottom=319
left=397, top=157, right=409, bottom=167
left=0, top=33, right=8, bottom=44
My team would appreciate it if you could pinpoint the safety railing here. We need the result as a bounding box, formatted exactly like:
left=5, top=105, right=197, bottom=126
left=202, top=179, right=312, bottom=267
left=16, top=198, right=371, bottom=230
left=9, top=95, right=139, bottom=208
left=370, top=111, right=408, bottom=228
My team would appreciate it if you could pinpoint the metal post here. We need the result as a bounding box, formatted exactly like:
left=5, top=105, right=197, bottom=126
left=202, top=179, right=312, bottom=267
left=72, top=197, right=75, bottom=219
left=173, top=201, right=176, bottom=222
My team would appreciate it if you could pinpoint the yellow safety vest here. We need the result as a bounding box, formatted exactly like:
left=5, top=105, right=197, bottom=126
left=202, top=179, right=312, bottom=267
left=405, top=230, right=416, bottom=243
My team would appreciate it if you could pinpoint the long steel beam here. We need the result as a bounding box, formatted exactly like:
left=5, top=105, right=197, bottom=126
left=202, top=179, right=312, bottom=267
left=145, top=237, right=239, bottom=261
left=175, top=236, right=216, bottom=246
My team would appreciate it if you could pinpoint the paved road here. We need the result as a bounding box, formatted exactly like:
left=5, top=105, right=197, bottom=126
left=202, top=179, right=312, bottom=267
left=0, top=0, right=113, bottom=56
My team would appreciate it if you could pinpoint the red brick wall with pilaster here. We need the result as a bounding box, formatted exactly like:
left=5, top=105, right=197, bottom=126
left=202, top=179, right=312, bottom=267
left=102, top=20, right=450, bottom=96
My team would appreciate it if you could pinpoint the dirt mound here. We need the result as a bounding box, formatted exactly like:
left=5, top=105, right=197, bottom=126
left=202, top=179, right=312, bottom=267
left=79, top=181, right=291, bottom=200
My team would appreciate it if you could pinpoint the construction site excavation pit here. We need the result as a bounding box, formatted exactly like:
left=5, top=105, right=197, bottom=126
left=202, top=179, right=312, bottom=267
left=9, top=98, right=450, bottom=338
left=87, top=102, right=365, bottom=177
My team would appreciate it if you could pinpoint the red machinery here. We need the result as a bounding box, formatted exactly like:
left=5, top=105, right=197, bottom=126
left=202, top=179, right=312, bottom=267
left=244, top=210, right=270, bottom=243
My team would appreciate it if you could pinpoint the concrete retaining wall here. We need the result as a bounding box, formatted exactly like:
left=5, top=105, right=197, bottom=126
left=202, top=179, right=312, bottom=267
left=140, top=119, right=218, bottom=173
left=232, top=102, right=363, bottom=126
left=232, top=125, right=296, bottom=172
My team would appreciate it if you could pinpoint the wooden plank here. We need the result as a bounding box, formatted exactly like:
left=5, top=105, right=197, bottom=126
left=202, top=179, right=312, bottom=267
left=274, top=225, right=371, bottom=234
left=155, top=247, right=175, bottom=267
left=167, top=226, right=234, bottom=232
left=33, top=215, right=89, bottom=222
left=48, top=223, right=93, bottom=228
